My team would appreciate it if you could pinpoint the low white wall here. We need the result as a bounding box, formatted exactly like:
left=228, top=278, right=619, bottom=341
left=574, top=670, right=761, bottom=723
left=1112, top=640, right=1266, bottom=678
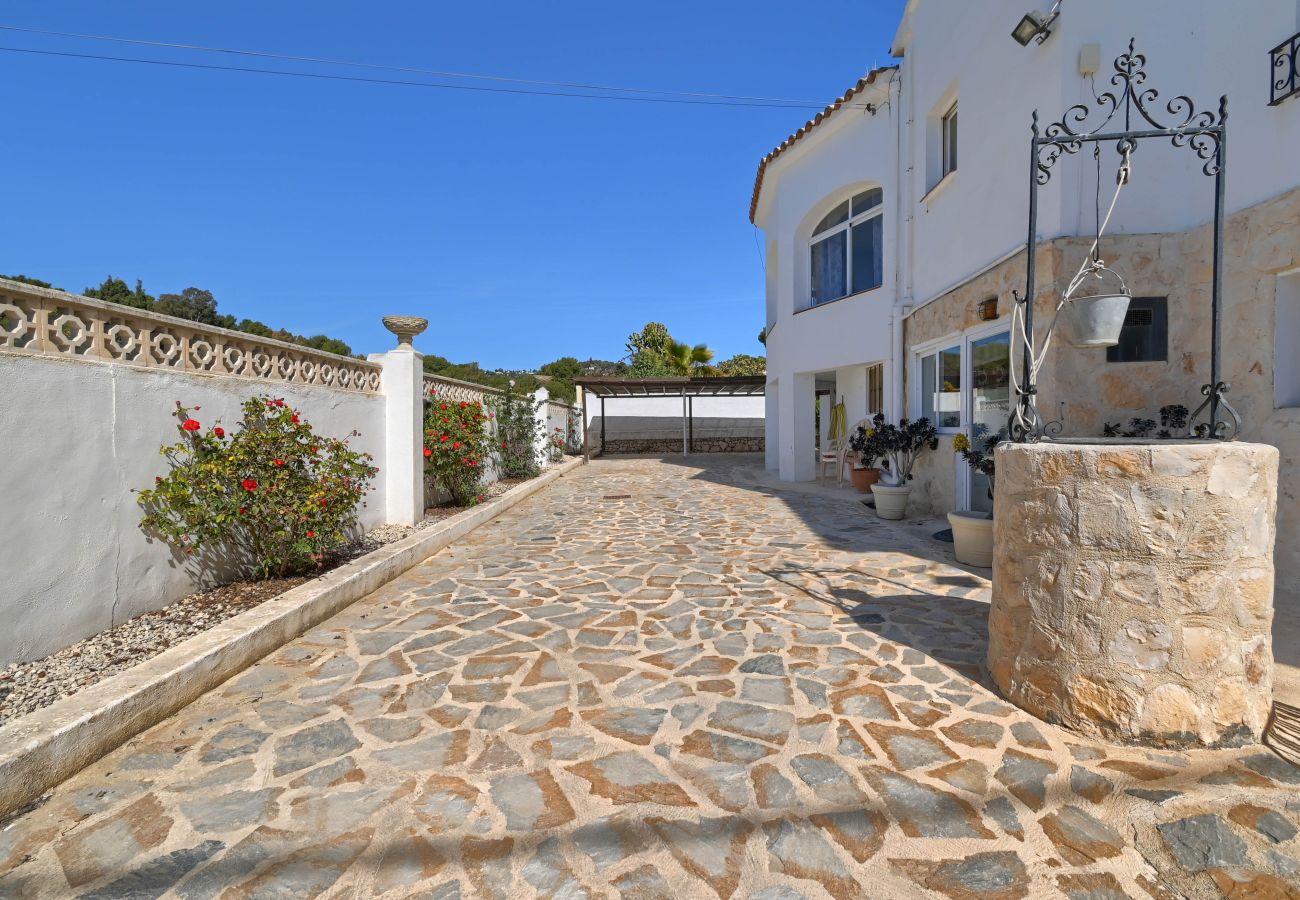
left=0, top=353, right=386, bottom=664
left=584, top=395, right=765, bottom=442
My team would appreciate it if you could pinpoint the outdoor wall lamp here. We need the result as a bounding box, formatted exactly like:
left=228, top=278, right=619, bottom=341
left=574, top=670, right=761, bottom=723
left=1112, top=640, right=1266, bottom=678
left=1011, top=1, right=1061, bottom=46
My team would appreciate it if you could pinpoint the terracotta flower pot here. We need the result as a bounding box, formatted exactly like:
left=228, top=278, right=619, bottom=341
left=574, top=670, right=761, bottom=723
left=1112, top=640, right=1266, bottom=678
left=850, top=467, right=881, bottom=492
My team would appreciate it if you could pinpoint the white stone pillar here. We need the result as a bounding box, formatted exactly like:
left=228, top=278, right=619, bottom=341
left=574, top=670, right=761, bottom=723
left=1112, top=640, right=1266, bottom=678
left=533, top=386, right=550, bottom=466
left=371, top=316, right=428, bottom=526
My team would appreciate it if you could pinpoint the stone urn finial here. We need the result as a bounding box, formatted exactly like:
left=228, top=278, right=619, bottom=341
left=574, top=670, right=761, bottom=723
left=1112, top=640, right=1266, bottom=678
left=382, top=315, right=428, bottom=348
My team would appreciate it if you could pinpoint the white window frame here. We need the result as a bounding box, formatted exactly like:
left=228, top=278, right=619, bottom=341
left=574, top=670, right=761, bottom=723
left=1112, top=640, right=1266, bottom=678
left=911, top=333, right=964, bottom=435
left=804, top=189, right=884, bottom=310
left=941, top=102, right=958, bottom=178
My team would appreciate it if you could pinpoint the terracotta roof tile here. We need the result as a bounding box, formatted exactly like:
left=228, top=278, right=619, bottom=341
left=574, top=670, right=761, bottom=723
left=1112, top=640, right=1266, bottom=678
left=748, top=65, right=897, bottom=224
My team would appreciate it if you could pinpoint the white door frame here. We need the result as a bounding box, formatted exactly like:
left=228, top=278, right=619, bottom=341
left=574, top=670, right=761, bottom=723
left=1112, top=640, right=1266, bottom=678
left=955, top=321, right=1011, bottom=512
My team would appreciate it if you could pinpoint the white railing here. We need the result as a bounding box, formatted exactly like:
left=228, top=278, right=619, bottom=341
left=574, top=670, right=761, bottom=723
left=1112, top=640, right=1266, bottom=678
left=422, top=372, right=506, bottom=405
left=0, top=278, right=381, bottom=394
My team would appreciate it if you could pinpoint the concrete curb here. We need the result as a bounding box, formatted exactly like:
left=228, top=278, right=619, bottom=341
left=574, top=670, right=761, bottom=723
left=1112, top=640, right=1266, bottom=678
left=0, top=456, right=586, bottom=819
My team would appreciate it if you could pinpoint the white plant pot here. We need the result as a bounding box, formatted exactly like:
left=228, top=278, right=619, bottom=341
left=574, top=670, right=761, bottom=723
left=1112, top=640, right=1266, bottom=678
left=948, top=510, right=994, bottom=567
left=870, top=483, right=912, bottom=520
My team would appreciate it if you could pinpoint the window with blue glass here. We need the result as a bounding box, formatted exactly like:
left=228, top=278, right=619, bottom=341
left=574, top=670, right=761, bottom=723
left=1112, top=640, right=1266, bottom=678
left=809, top=188, right=883, bottom=306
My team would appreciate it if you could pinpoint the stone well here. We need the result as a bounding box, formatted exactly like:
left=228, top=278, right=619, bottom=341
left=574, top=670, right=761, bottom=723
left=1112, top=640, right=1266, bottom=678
left=988, top=441, right=1278, bottom=748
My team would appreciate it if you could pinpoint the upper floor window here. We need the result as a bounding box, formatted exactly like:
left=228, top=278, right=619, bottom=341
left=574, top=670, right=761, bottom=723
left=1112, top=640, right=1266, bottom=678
left=941, top=103, right=958, bottom=177
left=809, top=188, right=883, bottom=306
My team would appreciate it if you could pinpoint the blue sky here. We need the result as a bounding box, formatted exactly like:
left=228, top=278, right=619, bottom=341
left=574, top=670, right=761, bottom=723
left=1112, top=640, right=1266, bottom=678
left=1, top=1, right=905, bottom=368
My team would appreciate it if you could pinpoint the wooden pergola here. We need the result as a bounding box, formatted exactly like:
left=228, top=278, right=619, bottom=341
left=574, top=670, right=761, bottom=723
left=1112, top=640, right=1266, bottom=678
left=575, top=376, right=766, bottom=458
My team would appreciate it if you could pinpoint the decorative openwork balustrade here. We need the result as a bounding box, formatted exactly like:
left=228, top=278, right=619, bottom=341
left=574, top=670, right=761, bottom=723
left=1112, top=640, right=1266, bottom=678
left=1271, top=30, right=1300, bottom=106
left=0, top=278, right=381, bottom=394
left=422, top=372, right=505, bottom=406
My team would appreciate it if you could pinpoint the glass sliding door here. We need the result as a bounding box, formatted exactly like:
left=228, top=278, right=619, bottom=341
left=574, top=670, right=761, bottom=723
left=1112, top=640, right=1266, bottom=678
left=967, top=331, right=1010, bottom=514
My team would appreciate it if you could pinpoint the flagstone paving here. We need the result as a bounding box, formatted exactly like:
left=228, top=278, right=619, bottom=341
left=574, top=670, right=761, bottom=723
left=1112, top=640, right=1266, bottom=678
left=2, top=455, right=1299, bottom=899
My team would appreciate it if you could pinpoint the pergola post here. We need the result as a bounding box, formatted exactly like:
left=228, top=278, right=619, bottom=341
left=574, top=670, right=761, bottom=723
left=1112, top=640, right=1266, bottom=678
left=688, top=396, right=694, bottom=454
left=600, top=395, right=606, bottom=456
left=681, top=390, right=688, bottom=457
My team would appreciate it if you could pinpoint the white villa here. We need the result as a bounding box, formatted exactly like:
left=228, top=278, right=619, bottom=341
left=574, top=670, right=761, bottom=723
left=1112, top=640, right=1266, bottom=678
left=754, top=0, right=1300, bottom=592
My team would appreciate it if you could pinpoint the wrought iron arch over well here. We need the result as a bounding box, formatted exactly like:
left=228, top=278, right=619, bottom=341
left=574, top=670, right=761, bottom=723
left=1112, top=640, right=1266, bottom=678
left=1011, top=39, right=1239, bottom=443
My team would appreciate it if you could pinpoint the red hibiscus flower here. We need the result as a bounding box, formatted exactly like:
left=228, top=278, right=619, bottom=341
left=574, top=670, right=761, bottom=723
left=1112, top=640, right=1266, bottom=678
left=273, top=459, right=285, bottom=467
left=440, top=435, right=450, bottom=442
left=459, top=401, right=468, bottom=408
left=291, top=414, right=300, bottom=424
left=310, top=446, right=318, bottom=454
left=423, top=447, right=432, bottom=457
left=155, top=476, right=162, bottom=483
left=440, top=403, right=448, bottom=410
left=452, top=441, right=461, bottom=449
left=477, top=494, right=485, bottom=502
left=319, top=499, right=328, bottom=507
left=274, top=399, right=284, bottom=407
left=306, top=530, right=316, bottom=538
left=242, top=479, right=258, bottom=491
left=214, top=427, right=225, bottom=438
left=182, top=419, right=201, bottom=431
left=501, top=441, right=508, bottom=449
left=238, top=506, right=246, bottom=514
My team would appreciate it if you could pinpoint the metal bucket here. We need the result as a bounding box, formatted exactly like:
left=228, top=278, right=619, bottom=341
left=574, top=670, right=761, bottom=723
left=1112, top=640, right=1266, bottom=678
left=1060, top=293, right=1131, bottom=348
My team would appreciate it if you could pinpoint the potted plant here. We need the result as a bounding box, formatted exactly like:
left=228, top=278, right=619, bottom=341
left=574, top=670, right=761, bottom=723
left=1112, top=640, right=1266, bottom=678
left=847, top=423, right=883, bottom=492
left=948, top=431, right=1000, bottom=567
left=867, top=413, right=938, bottom=520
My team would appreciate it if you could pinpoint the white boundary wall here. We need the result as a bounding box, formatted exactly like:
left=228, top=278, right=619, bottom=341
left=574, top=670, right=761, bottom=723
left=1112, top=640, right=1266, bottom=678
left=583, top=395, right=765, bottom=445
left=0, top=278, right=479, bottom=665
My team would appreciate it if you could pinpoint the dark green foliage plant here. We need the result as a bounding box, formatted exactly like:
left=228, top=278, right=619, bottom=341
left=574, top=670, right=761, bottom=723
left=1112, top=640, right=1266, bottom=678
left=137, top=396, right=377, bottom=578
left=869, top=413, right=939, bottom=486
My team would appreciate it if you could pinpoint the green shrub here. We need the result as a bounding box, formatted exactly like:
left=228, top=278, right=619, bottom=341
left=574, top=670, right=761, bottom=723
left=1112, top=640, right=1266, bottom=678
left=137, top=396, right=377, bottom=578
left=423, top=395, right=493, bottom=505
left=495, top=382, right=543, bottom=478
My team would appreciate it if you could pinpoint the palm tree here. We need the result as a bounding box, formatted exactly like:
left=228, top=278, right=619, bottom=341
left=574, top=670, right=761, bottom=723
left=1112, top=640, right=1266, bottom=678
left=664, top=340, right=716, bottom=375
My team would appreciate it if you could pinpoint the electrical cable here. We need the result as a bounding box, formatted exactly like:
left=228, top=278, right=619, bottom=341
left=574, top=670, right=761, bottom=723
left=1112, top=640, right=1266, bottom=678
left=0, top=23, right=843, bottom=109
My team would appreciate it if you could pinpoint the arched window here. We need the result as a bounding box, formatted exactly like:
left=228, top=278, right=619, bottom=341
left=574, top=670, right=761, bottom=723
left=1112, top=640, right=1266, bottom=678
left=809, top=187, right=883, bottom=305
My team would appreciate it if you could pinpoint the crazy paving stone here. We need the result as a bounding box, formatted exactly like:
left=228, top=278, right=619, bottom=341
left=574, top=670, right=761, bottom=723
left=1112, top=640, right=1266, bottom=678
left=489, top=770, right=576, bottom=831
left=681, top=729, right=775, bottom=764
left=1038, top=805, right=1125, bottom=865
left=941, top=718, right=1004, bottom=749
left=753, top=763, right=799, bottom=810
left=764, top=818, right=860, bottom=900
left=810, top=808, right=889, bottom=863
left=707, top=700, right=795, bottom=745
left=649, top=816, right=751, bottom=900
left=891, top=851, right=1030, bottom=900
left=413, top=775, right=479, bottom=830
left=180, top=789, right=281, bottom=834
left=1228, top=803, right=1299, bottom=844
left=79, top=841, right=224, bottom=900
left=1069, top=765, right=1114, bottom=803
left=790, top=754, right=868, bottom=806
left=198, top=724, right=269, bottom=764
left=829, top=684, right=898, bottom=721
left=372, top=828, right=446, bottom=894
left=568, top=752, right=695, bottom=807
left=1158, top=815, right=1250, bottom=872
left=994, top=749, right=1057, bottom=811
left=613, top=864, right=675, bottom=900
left=582, top=706, right=668, bottom=745
left=862, top=768, right=994, bottom=840
left=867, top=723, right=958, bottom=770
left=54, top=793, right=174, bottom=888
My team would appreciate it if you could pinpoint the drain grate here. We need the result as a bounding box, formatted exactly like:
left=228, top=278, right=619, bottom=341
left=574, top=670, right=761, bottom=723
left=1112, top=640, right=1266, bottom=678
left=602, top=494, right=632, bottom=500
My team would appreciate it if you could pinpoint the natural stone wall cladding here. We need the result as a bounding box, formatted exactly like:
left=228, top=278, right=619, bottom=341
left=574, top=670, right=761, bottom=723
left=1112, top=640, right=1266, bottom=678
left=603, top=438, right=764, bottom=454
left=988, top=441, right=1278, bottom=748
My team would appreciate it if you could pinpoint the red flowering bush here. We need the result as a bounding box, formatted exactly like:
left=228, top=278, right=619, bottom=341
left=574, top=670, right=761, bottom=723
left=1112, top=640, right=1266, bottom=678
left=423, top=394, right=493, bottom=505
left=137, top=396, right=377, bottom=578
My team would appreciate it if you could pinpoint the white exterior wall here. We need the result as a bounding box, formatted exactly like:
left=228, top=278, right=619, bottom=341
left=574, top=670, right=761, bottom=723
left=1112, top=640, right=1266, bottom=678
left=757, top=0, right=1300, bottom=485
left=0, top=353, right=386, bottom=664
left=900, top=0, right=1300, bottom=308
left=757, top=78, right=899, bottom=481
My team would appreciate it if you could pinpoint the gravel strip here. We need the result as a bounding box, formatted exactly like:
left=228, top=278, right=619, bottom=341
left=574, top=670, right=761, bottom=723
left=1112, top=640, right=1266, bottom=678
left=0, top=475, right=531, bottom=727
